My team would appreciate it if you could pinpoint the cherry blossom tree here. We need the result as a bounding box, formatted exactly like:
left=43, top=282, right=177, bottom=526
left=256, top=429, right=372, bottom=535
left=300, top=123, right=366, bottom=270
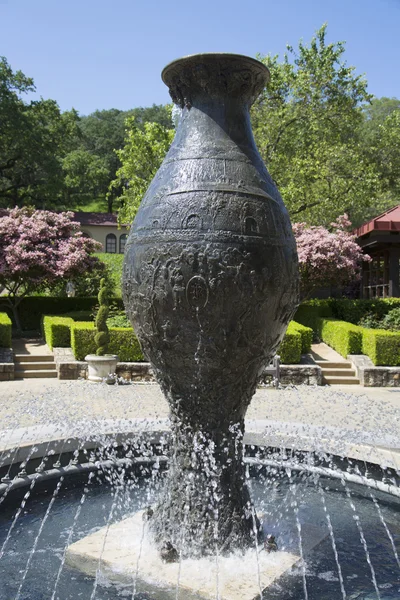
left=0, top=208, right=102, bottom=330
left=293, top=214, right=370, bottom=299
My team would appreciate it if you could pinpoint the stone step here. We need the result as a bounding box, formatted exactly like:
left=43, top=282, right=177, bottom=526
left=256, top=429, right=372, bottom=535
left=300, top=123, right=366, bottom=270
left=323, top=375, right=360, bottom=385
left=14, top=354, right=54, bottom=363
left=315, top=361, right=352, bottom=369
left=15, top=361, right=56, bottom=370
left=14, top=369, right=58, bottom=379
left=321, top=368, right=357, bottom=377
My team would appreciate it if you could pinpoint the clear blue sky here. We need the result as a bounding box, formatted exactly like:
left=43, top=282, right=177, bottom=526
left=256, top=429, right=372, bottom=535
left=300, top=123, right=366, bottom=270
left=1, top=0, right=400, bottom=115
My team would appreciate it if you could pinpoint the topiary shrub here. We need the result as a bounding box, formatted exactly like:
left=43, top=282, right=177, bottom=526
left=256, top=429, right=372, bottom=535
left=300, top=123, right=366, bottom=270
left=95, top=278, right=110, bottom=356
left=316, top=318, right=362, bottom=358
left=42, top=316, right=74, bottom=350
left=278, top=323, right=302, bottom=364
left=290, top=321, right=313, bottom=353
left=0, top=312, right=12, bottom=348
left=362, top=328, right=400, bottom=366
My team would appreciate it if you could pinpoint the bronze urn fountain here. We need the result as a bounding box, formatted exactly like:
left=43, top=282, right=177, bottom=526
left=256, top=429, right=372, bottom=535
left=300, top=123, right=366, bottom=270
left=123, top=53, right=299, bottom=558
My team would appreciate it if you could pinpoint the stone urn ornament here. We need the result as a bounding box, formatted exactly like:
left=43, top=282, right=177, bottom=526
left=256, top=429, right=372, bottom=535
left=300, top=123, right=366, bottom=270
left=86, top=278, right=118, bottom=382
left=123, top=53, right=299, bottom=557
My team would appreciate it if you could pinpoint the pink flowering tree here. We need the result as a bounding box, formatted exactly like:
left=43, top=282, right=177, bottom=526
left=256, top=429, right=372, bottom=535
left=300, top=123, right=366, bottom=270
left=0, top=208, right=102, bottom=331
left=293, top=214, right=370, bottom=299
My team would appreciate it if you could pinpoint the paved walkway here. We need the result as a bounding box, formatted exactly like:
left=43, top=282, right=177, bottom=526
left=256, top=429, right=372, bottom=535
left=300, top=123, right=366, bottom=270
left=1, top=378, right=399, bottom=469
left=12, top=337, right=51, bottom=356
left=310, top=342, right=348, bottom=363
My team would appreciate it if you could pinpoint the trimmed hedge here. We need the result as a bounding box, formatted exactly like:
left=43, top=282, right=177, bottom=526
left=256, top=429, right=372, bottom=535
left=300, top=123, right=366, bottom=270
left=279, top=322, right=302, bottom=364
left=71, top=322, right=144, bottom=362
left=330, top=298, right=400, bottom=325
left=42, top=316, right=74, bottom=350
left=0, top=296, right=124, bottom=331
left=362, top=328, right=400, bottom=366
left=316, top=318, right=362, bottom=358
left=290, top=321, right=313, bottom=353
left=0, top=312, right=12, bottom=348
left=294, top=300, right=333, bottom=337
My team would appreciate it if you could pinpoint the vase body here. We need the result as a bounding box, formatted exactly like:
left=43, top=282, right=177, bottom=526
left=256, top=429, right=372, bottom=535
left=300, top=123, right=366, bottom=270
left=123, top=54, right=299, bottom=557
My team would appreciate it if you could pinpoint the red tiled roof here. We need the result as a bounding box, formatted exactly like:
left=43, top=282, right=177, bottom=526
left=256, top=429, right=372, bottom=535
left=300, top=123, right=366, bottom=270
left=354, top=205, right=400, bottom=237
left=72, top=212, right=118, bottom=226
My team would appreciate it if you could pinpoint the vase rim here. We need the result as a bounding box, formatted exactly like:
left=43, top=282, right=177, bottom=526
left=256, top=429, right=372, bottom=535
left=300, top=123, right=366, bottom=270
left=162, top=53, right=270, bottom=84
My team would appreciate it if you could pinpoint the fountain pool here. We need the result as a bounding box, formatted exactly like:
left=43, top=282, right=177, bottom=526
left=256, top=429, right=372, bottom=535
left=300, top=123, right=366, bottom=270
left=0, top=428, right=399, bottom=600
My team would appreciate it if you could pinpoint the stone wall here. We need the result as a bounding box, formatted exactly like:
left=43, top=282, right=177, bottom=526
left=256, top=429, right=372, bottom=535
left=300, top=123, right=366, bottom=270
left=350, top=354, right=400, bottom=387
left=53, top=348, right=153, bottom=381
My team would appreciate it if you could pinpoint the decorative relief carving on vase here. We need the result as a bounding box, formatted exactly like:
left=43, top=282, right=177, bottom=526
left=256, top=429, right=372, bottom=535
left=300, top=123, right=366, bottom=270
left=123, top=54, right=299, bottom=557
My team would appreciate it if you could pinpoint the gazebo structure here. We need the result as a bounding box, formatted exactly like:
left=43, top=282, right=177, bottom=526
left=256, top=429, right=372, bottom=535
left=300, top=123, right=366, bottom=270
left=355, top=205, right=400, bottom=298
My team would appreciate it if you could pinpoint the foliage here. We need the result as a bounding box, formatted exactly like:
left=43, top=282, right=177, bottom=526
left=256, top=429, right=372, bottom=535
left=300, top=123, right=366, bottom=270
left=290, top=321, right=313, bottom=353
left=331, top=297, right=400, bottom=324
left=278, top=322, right=302, bottom=364
left=107, top=312, right=131, bottom=328
left=95, top=252, right=123, bottom=297
left=251, top=25, right=377, bottom=226
left=0, top=57, right=79, bottom=208
left=0, top=296, right=120, bottom=331
left=381, top=308, right=400, bottom=331
left=293, top=214, right=369, bottom=299
left=358, top=307, right=400, bottom=331
left=95, top=278, right=110, bottom=356
left=317, top=318, right=363, bottom=357
left=111, top=115, right=175, bottom=225
left=294, top=299, right=333, bottom=335
left=42, top=316, right=73, bottom=350
left=358, top=313, right=383, bottom=330
left=49, top=257, right=115, bottom=298
left=0, top=312, right=12, bottom=347
left=362, top=328, right=400, bottom=366
left=0, top=208, right=101, bottom=330
left=71, top=321, right=143, bottom=361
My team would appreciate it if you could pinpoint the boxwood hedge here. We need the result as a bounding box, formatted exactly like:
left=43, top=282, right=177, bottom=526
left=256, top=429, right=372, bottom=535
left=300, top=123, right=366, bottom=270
left=42, top=316, right=74, bottom=350
left=316, top=318, right=363, bottom=358
left=290, top=321, right=313, bottom=353
left=362, top=328, right=400, bottom=366
left=0, top=312, right=12, bottom=348
left=279, top=322, right=302, bottom=364
left=71, top=322, right=144, bottom=362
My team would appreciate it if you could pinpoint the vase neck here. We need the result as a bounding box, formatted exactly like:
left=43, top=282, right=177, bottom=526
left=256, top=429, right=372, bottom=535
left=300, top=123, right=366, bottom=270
left=162, top=53, right=269, bottom=109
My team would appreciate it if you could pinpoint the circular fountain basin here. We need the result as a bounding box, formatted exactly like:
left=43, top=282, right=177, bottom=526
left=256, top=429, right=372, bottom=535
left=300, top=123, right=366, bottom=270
left=0, top=453, right=399, bottom=600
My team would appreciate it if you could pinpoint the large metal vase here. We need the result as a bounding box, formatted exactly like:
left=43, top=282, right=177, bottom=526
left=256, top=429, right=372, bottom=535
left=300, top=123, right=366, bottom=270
left=123, top=53, right=299, bottom=557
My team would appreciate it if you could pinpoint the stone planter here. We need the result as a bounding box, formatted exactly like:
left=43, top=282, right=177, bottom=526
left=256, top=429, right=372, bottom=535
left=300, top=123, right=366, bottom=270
left=85, top=354, right=119, bottom=382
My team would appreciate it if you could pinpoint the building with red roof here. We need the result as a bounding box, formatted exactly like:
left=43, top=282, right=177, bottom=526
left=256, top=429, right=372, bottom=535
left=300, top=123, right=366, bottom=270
left=355, top=205, right=400, bottom=298
left=72, top=212, right=128, bottom=254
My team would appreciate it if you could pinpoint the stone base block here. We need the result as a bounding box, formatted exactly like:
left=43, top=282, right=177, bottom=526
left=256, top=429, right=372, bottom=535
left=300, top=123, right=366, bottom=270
left=66, top=511, right=326, bottom=600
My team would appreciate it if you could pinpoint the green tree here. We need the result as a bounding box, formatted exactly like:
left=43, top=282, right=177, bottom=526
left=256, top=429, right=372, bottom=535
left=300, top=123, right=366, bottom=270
left=360, top=97, right=400, bottom=213
left=62, top=148, right=110, bottom=205
left=252, top=25, right=378, bottom=226
left=0, top=57, right=79, bottom=208
left=111, top=115, right=175, bottom=225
